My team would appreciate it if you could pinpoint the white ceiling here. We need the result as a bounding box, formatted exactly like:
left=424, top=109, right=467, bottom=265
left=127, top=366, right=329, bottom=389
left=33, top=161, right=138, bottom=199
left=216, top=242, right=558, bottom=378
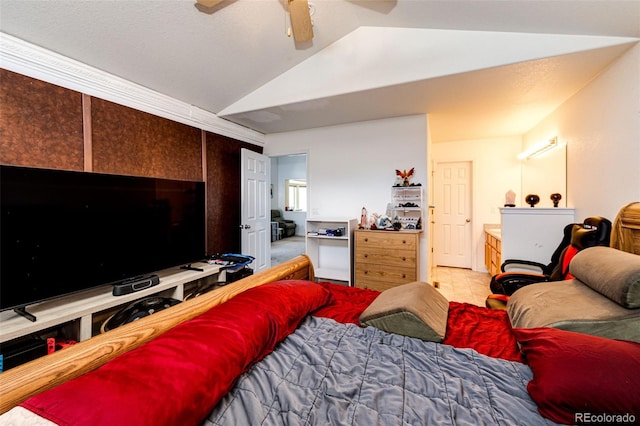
left=1, top=0, right=638, bottom=142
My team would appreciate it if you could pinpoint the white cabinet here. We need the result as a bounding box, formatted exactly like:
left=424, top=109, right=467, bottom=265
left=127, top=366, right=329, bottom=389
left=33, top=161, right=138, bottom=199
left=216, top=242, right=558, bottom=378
left=306, top=218, right=357, bottom=285
left=500, top=208, right=575, bottom=265
left=390, top=186, right=423, bottom=230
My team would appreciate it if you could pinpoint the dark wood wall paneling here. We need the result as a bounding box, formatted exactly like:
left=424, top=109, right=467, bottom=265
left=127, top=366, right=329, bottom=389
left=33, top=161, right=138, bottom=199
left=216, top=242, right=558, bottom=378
left=0, top=69, right=84, bottom=170
left=206, top=132, right=263, bottom=254
left=91, top=98, right=202, bottom=181
left=0, top=68, right=263, bottom=254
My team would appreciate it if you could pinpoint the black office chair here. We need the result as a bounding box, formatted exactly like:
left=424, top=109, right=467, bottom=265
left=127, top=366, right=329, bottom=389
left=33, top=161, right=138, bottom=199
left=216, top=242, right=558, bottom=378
left=486, top=216, right=611, bottom=309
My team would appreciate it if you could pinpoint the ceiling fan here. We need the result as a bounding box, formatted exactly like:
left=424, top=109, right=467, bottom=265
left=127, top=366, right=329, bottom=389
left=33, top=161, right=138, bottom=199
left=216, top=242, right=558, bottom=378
left=287, top=0, right=314, bottom=42
left=195, top=0, right=314, bottom=43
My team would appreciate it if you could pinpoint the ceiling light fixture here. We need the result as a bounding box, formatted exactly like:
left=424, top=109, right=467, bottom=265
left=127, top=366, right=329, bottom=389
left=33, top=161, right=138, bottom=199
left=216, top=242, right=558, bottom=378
left=517, top=136, right=558, bottom=160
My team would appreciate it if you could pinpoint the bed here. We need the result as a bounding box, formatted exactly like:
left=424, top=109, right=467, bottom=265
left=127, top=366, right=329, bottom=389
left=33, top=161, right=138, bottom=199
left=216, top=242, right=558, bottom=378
left=1, top=253, right=639, bottom=425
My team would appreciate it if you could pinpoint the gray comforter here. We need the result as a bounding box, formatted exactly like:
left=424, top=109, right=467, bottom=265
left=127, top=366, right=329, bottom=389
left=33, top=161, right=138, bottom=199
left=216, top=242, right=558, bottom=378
left=203, top=316, right=557, bottom=425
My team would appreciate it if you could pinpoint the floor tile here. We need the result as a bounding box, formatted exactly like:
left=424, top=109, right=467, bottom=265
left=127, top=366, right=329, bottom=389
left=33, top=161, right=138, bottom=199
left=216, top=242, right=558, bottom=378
left=434, top=267, right=491, bottom=307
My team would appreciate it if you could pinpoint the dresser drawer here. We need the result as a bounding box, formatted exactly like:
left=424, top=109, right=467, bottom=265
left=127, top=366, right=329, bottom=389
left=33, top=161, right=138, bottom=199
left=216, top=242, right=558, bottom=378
left=354, top=248, right=416, bottom=268
left=355, top=231, right=417, bottom=250
left=354, top=279, right=406, bottom=292
left=355, top=263, right=417, bottom=288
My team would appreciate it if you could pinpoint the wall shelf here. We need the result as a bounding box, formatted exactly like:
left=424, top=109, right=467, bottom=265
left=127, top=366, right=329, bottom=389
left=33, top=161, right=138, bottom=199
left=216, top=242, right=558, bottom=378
left=390, top=186, right=423, bottom=230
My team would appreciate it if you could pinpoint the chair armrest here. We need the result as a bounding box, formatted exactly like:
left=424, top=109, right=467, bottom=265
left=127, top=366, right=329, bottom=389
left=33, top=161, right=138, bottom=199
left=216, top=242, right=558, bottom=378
left=501, top=259, right=547, bottom=274
left=274, top=218, right=294, bottom=224
left=490, top=272, right=550, bottom=296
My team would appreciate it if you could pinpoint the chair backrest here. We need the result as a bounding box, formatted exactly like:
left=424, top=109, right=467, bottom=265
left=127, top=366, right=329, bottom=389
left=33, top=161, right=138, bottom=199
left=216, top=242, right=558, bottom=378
left=611, top=202, right=640, bottom=255
left=581, top=216, right=612, bottom=248
left=544, top=223, right=575, bottom=275
left=548, top=216, right=612, bottom=281
left=271, top=209, right=282, bottom=220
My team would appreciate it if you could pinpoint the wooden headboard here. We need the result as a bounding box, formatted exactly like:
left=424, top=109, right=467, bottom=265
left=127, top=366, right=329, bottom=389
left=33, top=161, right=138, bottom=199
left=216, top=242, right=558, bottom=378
left=0, top=255, right=315, bottom=414
left=611, top=202, right=640, bottom=255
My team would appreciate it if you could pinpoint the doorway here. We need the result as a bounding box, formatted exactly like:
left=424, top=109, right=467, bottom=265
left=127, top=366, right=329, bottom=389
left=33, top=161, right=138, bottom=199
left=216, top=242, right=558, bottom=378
left=434, top=161, right=473, bottom=268
left=270, top=154, right=308, bottom=266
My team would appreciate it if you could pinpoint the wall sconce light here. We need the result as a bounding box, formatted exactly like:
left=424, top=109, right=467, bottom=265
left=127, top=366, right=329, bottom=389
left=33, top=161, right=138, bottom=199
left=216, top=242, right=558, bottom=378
left=517, top=137, right=558, bottom=160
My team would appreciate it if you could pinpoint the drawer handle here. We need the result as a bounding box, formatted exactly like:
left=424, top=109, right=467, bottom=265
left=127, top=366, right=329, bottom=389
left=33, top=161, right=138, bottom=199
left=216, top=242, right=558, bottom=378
left=402, top=256, right=406, bottom=261
left=364, top=238, right=369, bottom=242
left=364, top=271, right=368, bottom=275
left=364, top=254, right=368, bottom=258
left=402, top=240, right=406, bottom=244
left=402, top=274, right=406, bottom=278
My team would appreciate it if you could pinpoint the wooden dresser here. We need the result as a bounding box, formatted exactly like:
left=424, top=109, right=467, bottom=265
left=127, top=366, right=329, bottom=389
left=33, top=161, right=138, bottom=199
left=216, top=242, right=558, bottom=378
left=354, top=229, right=421, bottom=291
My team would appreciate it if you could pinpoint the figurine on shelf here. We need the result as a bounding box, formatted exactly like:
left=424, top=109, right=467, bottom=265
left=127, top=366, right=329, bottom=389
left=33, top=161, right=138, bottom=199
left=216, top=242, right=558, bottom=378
left=504, top=189, right=516, bottom=207
left=525, top=194, right=540, bottom=207
left=550, top=193, right=562, bottom=208
left=359, top=207, right=368, bottom=229
left=368, top=213, right=377, bottom=230
left=377, top=215, right=392, bottom=229
left=395, top=168, right=414, bottom=187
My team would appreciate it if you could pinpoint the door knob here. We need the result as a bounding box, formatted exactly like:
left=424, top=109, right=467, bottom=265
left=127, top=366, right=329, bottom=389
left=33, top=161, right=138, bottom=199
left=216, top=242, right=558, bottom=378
left=239, top=224, right=252, bottom=229
left=466, top=219, right=471, bottom=223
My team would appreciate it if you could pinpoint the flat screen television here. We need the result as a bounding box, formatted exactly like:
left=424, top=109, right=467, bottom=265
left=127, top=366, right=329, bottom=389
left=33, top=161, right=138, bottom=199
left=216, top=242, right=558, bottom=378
left=0, top=165, right=206, bottom=320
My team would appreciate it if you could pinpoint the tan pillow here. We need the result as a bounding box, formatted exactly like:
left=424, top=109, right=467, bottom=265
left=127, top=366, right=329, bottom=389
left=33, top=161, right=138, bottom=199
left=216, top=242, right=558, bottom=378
left=359, top=281, right=449, bottom=342
left=570, top=246, right=640, bottom=308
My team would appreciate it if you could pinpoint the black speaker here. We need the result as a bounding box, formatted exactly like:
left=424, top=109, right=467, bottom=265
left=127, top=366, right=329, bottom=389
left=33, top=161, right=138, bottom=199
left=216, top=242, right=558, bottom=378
left=112, top=274, right=160, bottom=296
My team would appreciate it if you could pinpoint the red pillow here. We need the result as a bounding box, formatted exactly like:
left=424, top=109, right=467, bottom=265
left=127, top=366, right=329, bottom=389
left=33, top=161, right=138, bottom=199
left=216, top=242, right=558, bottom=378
left=512, top=327, right=640, bottom=425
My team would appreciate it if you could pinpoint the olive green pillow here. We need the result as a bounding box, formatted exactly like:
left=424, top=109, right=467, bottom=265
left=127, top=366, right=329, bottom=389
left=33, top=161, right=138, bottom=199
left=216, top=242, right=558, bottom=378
left=359, top=281, right=449, bottom=342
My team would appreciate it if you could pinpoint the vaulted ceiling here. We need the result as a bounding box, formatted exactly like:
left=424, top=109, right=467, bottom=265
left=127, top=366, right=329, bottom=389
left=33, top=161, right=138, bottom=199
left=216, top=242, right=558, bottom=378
left=1, top=1, right=638, bottom=142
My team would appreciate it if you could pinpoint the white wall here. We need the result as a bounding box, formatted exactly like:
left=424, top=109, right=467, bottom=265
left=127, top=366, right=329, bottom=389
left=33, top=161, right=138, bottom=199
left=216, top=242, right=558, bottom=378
left=431, top=137, right=522, bottom=271
left=263, top=44, right=640, bottom=276
left=429, top=45, right=639, bottom=271
left=525, top=44, right=640, bottom=221
left=264, top=115, right=429, bottom=281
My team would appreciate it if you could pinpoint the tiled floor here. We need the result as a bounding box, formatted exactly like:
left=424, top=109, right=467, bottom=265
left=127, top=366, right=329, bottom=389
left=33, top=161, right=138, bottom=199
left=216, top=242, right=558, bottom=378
left=434, top=267, right=492, bottom=307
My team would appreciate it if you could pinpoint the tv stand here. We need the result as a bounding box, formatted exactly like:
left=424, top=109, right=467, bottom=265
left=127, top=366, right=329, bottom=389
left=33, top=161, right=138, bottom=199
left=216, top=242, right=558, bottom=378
left=0, top=262, right=222, bottom=348
left=13, top=307, right=36, bottom=323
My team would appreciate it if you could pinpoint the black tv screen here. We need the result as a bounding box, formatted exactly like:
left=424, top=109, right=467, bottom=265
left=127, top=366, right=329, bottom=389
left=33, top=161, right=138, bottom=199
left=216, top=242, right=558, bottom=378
left=0, top=165, right=206, bottom=314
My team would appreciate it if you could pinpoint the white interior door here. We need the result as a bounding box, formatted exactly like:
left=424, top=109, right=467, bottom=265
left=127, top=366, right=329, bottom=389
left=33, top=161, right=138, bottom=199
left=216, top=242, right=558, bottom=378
left=435, top=161, right=472, bottom=268
left=241, top=148, right=270, bottom=272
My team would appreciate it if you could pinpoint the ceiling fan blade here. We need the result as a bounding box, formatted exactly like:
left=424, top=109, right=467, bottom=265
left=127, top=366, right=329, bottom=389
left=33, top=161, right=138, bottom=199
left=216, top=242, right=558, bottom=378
left=289, top=0, right=313, bottom=42
left=196, top=0, right=224, bottom=7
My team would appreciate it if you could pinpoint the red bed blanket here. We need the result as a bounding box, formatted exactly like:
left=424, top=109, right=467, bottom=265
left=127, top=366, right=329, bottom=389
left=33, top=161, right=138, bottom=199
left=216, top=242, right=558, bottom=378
left=21, top=280, right=520, bottom=426
left=313, top=282, right=522, bottom=362
left=22, top=281, right=332, bottom=426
